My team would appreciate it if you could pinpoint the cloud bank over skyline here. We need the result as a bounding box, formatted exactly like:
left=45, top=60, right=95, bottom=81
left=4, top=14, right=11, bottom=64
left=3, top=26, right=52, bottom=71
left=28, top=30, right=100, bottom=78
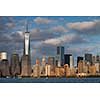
left=67, top=20, right=100, bottom=34
left=0, top=16, right=100, bottom=64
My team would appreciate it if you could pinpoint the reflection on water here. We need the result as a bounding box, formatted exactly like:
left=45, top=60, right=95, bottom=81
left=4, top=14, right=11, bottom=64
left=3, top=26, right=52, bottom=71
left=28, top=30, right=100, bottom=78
left=0, top=78, right=100, bottom=83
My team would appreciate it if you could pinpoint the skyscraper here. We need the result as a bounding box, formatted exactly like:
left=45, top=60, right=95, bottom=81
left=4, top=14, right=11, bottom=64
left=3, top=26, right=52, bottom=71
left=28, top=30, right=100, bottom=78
left=48, top=56, right=55, bottom=66
left=42, top=56, right=46, bottom=67
left=77, top=56, right=83, bottom=67
left=21, top=22, right=32, bottom=77
left=56, top=46, right=64, bottom=67
left=64, top=54, right=74, bottom=67
left=78, top=60, right=84, bottom=73
left=0, top=52, right=10, bottom=77
left=10, top=53, right=21, bottom=76
left=32, top=58, right=41, bottom=77
left=96, top=55, right=100, bottom=62
left=85, top=53, right=92, bottom=65
left=92, top=56, right=96, bottom=64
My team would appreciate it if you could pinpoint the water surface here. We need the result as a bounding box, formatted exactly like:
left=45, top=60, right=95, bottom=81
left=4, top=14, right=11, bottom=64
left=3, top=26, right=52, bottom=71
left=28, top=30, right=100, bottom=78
left=0, top=78, right=100, bottom=83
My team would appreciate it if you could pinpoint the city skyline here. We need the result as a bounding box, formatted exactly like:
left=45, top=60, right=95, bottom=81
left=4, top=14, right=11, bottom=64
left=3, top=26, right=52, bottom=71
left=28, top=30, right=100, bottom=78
left=0, top=16, right=100, bottom=65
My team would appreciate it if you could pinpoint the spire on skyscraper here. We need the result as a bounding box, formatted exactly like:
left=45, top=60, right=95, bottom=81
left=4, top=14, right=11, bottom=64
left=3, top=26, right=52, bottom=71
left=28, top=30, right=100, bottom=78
left=23, top=19, right=30, bottom=56
left=25, top=20, right=29, bottom=33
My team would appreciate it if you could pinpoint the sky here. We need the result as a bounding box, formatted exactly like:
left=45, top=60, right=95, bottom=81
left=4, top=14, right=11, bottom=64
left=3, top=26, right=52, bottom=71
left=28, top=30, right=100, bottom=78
left=0, top=16, right=100, bottom=65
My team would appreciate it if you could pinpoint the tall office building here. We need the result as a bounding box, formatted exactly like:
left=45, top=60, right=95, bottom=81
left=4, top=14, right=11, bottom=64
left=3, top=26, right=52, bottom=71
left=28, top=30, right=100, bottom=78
left=45, top=64, right=51, bottom=76
left=48, top=56, right=55, bottom=66
left=36, top=58, right=40, bottom=66
left=85, top=53, right=92, bottom=65
left=55, top=55, right=59, bottom=66
left=10, top=53, right=21, bottom=76
left=96, top=55, right=100, bottom=62
left=42, top=56, right=46, bottom=67
left=64, top=54, right=74, bottom=67
left=77, top=56, right=83, bottom=67
left=92, top=56, right=96, bottom=64
left=0, top=52, right=7, bottom=60
left=21, top=22, right=32, bottom=77
left=94, top=62, right=100, bottom=73
left=33, top=59, right=41, bottom=77
left=0, top=52, right=10, bottom=77
left=78, top=60, right=84, bottom=73
left=56, top=46, right=64, bottom=67
left=70, top=55, right=74, bottom=68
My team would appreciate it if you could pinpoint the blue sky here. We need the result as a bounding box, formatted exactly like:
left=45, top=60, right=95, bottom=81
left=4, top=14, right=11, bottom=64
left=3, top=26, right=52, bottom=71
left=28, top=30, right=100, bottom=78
left=0, top=16, right=100, bottom=65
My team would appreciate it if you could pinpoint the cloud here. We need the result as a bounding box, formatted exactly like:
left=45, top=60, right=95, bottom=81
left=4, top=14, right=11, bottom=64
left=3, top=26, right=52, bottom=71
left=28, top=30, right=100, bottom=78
left=10, top=31, right=24, bottom=42
left=50, top=25, right=68, bottom=33
left=6, top=22, right=15, bottom=29
left=68, top=46, right=95, bottom=53
left=44, top=37, right=62, bottom=45
left=0, top=25, right=67, bottom=43
left=34, top=17, right=53, bottom=24
left=30, top=28, right=61, bottom=41
left=0, top=17, right=16, bottom=33
left=0, top=34, right=12, bottom=42
left=67, top=21, right=95, bottom=30
left=30, top=25, right=69, bottom=41
left=0, top=31, right=24, bottom=43
left=67, top=20, right=100, bottom=34
left=43, top=34, right=86, bottom=46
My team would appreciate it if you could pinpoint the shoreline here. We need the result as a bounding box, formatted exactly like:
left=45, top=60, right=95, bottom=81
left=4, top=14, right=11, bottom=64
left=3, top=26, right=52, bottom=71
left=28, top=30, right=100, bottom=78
left=0, top=75, right=100, bottom=79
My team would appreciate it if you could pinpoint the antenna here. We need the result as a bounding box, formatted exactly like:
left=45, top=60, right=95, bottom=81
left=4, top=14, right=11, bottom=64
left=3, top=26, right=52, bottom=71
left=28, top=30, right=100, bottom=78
left=25, top=20, right=29, bottom=33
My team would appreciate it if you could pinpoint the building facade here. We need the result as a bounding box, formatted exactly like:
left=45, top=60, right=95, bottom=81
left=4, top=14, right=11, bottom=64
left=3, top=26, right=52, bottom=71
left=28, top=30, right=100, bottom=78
left=85, top=53, right=92, bottom=65
left=56, top=46, right=64, bottom=67
left=64, top=54, right=74, bottom=67
left=10, top=53, right=21, bottom=76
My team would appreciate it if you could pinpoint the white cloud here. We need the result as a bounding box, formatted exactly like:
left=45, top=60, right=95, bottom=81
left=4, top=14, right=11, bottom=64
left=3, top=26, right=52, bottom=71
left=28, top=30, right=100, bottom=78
left=66, top=20, right=100, bottom=35
left=67, top=21, right=96, bottom=30
left=34, top=17, right=53, bottom=24
left=31, top=28, right=41, bottom=34
left=44, top=37, right=61, bottom=45
left=43, top=34, right=86, bottom=45
left=51, top=25, right=68, bottom=33
left=17, top=31, right=24, bottom=38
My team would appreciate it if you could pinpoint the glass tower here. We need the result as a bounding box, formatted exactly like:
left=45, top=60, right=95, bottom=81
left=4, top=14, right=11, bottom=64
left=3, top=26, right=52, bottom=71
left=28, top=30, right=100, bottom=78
left=57, top=46, right=64, bottom=66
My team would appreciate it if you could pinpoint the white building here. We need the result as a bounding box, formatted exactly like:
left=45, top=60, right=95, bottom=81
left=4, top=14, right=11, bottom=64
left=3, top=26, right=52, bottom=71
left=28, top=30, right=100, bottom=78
left=0, top=52, right=7, bottom=60
left=70, top=56, right=74, bottom=68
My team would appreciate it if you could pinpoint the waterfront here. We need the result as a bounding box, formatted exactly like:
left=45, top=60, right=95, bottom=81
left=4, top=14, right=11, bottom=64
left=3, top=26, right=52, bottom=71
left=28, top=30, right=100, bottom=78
left=0, top=78, right=100, bottom=83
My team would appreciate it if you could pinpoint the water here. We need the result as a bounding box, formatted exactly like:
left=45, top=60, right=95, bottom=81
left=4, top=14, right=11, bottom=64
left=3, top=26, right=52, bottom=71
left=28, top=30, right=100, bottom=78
left=0, top=78, right=100, bottom=83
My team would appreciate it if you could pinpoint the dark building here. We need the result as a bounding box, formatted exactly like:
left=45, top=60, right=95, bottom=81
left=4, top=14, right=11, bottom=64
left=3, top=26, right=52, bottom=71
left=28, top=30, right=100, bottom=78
left=0, top=59, right=10, bottom=77
left=55, top=57, right=58, bottom=67
left=21, top=22, right=32, bottom=77
left=96, top=55, right=100, bottom=62
left=85, top=53, right=92, bottom=65
left=10, top=53, right=21, bottom=76
left=56, top=46, right=64, bottom=66
left=64, top=54, right=72, bottom=67
left=77, top=56, right=83, bottom=67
